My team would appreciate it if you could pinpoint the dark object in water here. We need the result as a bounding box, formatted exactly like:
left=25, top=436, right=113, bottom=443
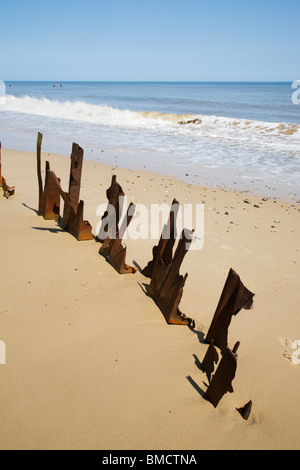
left=0, top=142, right=15, bottom=199
left=236, top=401, right=253, bottom=421
left=147, top=225, right=194, bottom=326
left=201, top=340, right=219, bottom=383
left=205, top=269, right=254, bottom=352
left=36, top=132, right=60, bottom=220
left=49, top=143, right=93, bottom=241
left=205, top=342, right=240, bottom=408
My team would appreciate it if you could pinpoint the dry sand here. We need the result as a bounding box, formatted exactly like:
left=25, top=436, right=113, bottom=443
left=0, top=147, right=299, bottom=450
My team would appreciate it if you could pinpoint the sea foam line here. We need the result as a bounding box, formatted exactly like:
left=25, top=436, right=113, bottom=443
left=1, top=95, right=299, bottom=147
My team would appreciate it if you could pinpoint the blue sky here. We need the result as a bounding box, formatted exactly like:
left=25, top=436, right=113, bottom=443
left=0, top=0, right=299, bottom=81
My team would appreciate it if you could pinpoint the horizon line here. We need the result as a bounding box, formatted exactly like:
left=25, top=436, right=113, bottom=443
left=2, top=80, right=295, bottom=84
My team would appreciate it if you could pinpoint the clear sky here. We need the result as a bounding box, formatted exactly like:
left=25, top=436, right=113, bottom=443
left=0, top=0, right=299, bottom=81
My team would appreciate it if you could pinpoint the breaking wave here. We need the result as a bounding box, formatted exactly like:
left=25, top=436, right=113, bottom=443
left=1, top=94, right=299, bottom=151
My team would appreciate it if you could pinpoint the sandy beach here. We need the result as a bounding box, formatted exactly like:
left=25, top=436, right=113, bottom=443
left=0, top=146, right=299, bottom=450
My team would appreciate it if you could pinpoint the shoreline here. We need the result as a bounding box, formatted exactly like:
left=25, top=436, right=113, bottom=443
left=0, top=147, right=299, bottom=450
left=0, top=127, right=299, bottom=203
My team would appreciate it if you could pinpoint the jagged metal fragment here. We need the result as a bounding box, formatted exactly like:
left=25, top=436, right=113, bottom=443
left=201, top=340, right=219, bottom=383
left=49, top=166, right=93, bottom=241
left=0, top=142, right=15, bottom=199
left=205, top=342, right=240, bottom=408
left=36, top=133, right=60, bottom=219
left=99, top=200, right=137, bottom=274
left=97, top=175, right=125, bottom=243
left=205, top=268, right=254, bottom=352
left=141, top=199, right=179, bottom=279
left=62, top=143, right=84, bottom=229
left=236, top=400, right=253, bottom=421
left=147, top=228, right=194, bottom=326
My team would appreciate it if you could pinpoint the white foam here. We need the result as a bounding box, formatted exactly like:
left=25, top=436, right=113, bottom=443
left=1, top=95, right=299, bottom=148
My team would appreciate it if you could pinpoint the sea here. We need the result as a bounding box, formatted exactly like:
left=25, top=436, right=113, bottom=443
left=0, top=81, right=299, bottom=200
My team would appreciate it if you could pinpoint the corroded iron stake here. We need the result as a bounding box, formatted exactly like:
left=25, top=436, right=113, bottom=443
left=97, top=175, right=125, bottom=243
left=99, top=176, right=137, bottom=274
left=0, top=142, right=15, bottom=199
left=205, top=269, right=254, bottom=351
left=62, top=143, right=84, bottom=229
left=201, top=340, right=219, bottom=383
left=49, top=170, right=93, bottom=241
left=142, top=199, right=179, bottom=279
left=205, top=342, right=240, bottom=408
left=142, top=200, right=194, bottom=325
left=37, top=133, right=60, bottom=219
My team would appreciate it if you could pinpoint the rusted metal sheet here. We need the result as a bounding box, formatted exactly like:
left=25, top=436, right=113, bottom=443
left=147, top=227, right=194, bottom=326
left=236, top=400, right=253, bottom=421
left=62, top=143, right=84, bottom=229
left=48, top=146, right=93, bottom=242
left=99, top=197, right=137, bottom=274
left=98, top=175, right=137, bottom=274
left=205, top=342, right=240, bottom=408
left=201, top=340, right=219, bottom=383
left=37, top=133, right=60, bottom=219
left=97, top=175, right=125, bottom=243
left=205, top=269, right=254, bottom=352
left=142, top=199, right=179, bottom=279
left=0, top=142, right=15, bottom=199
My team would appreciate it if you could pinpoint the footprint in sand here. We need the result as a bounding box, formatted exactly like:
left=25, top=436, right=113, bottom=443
left=279, top=337, right=300, bottom=366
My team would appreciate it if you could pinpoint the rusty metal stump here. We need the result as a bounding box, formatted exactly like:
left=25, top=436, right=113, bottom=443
left=205, top=342, right=240, bottom=408
left=49, top=170, right=93, bottom=241
left=99, top=197, right=137, bottom=274
left=37, top=133, right=60, bottom=219
left=236, top=400, right=253, bottom=421
left=96, top=175, right=125, bottom=243
left=201, top=340, right=219, bottom=383
left=98, top=175, right=137, bottom=274
left=147, top=226, right=194, bottom=326
left=141, top=199, right=179, bottom=279
left=0, top=142, right=15, bottom=199
left=205, top=268, right=254, bottom=352
left=48, top=142, right=93, bottom=241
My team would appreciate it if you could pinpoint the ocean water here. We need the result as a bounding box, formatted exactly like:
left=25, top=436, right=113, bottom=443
left=0, top=81, right=299, bottom=199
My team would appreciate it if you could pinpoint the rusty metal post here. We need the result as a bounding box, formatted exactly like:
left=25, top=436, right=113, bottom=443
left=97, top=175, right=125, bottom=243
left=201, top=341, right=219, bottom=383
left=36, top=133, right=60, bottom=219
left=236, top=401, right=253, bottom=421
left=0, top=142, right=15, bottom=199
left=205, top=342, right=240, bottom=408
left=99, top=201, right=137, bottom=274
left=147, top=228, right=194, bottom=326
left=62, top=143, right=84, bottom=229
left=205, top=269, right=254, bottom=352
left=49, top=170, right=93, bottom=241
left=141, top=199, right=179, bottom=279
